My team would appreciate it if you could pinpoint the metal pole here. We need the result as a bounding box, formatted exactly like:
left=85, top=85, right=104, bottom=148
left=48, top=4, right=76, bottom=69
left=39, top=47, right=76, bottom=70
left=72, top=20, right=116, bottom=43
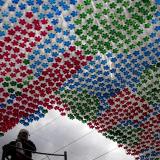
left=9, top=145, right=65, bottom=156
left=64, top=151, right=67, bottom=160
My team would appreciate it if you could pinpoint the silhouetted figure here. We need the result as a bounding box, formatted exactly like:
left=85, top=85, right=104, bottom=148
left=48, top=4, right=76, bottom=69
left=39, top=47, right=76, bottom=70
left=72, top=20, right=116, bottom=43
left=1, top=129, right=36, bottom=160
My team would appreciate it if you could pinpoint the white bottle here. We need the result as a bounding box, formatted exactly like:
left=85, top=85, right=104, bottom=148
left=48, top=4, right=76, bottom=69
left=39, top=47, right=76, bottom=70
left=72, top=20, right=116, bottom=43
left=16, top=141, right=24, bottom=155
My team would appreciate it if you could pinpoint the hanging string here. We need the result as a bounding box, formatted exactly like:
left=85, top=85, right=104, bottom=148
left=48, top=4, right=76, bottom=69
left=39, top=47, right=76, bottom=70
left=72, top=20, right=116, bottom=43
left=39, top=130, right=94, bottom=160
left=91, top=147, right=118, bottom=160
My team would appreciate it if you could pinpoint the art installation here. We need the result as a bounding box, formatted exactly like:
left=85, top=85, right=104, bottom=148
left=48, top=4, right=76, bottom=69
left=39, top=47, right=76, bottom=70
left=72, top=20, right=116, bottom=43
left=0, top=0, right=159, bottom=159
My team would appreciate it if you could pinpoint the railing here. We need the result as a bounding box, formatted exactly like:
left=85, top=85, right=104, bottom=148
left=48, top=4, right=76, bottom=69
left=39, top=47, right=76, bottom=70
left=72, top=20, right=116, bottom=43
left=32, top=150, right=67, bottom=160
left=3, top=145, right=67, bottom=160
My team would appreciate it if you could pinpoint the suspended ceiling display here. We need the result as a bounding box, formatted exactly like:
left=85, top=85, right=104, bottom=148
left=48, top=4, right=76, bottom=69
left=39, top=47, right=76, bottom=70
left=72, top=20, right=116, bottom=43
left=0, top=0, right=160, bottom=159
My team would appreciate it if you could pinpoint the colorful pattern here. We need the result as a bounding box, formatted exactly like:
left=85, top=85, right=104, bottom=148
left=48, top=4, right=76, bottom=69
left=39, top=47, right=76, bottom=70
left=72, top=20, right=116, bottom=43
left=74, top=0, right=157, bottom=54
left=0, top=0, right=160, bottom=159
left=137, top=62, right=160, bottom=105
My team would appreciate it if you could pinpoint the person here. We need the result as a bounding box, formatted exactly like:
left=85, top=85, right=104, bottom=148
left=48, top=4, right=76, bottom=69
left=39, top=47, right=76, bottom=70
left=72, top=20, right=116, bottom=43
left=1, top=129, right=36, bottom=160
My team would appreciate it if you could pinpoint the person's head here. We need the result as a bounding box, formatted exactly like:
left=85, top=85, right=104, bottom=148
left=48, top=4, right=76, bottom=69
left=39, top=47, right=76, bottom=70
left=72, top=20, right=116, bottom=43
left=17, top=129, right=29, bottom=141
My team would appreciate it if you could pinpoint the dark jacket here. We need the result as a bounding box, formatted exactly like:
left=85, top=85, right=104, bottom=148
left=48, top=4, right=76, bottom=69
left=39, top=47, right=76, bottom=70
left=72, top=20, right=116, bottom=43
left=1, top=140, right=36, bottom=160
